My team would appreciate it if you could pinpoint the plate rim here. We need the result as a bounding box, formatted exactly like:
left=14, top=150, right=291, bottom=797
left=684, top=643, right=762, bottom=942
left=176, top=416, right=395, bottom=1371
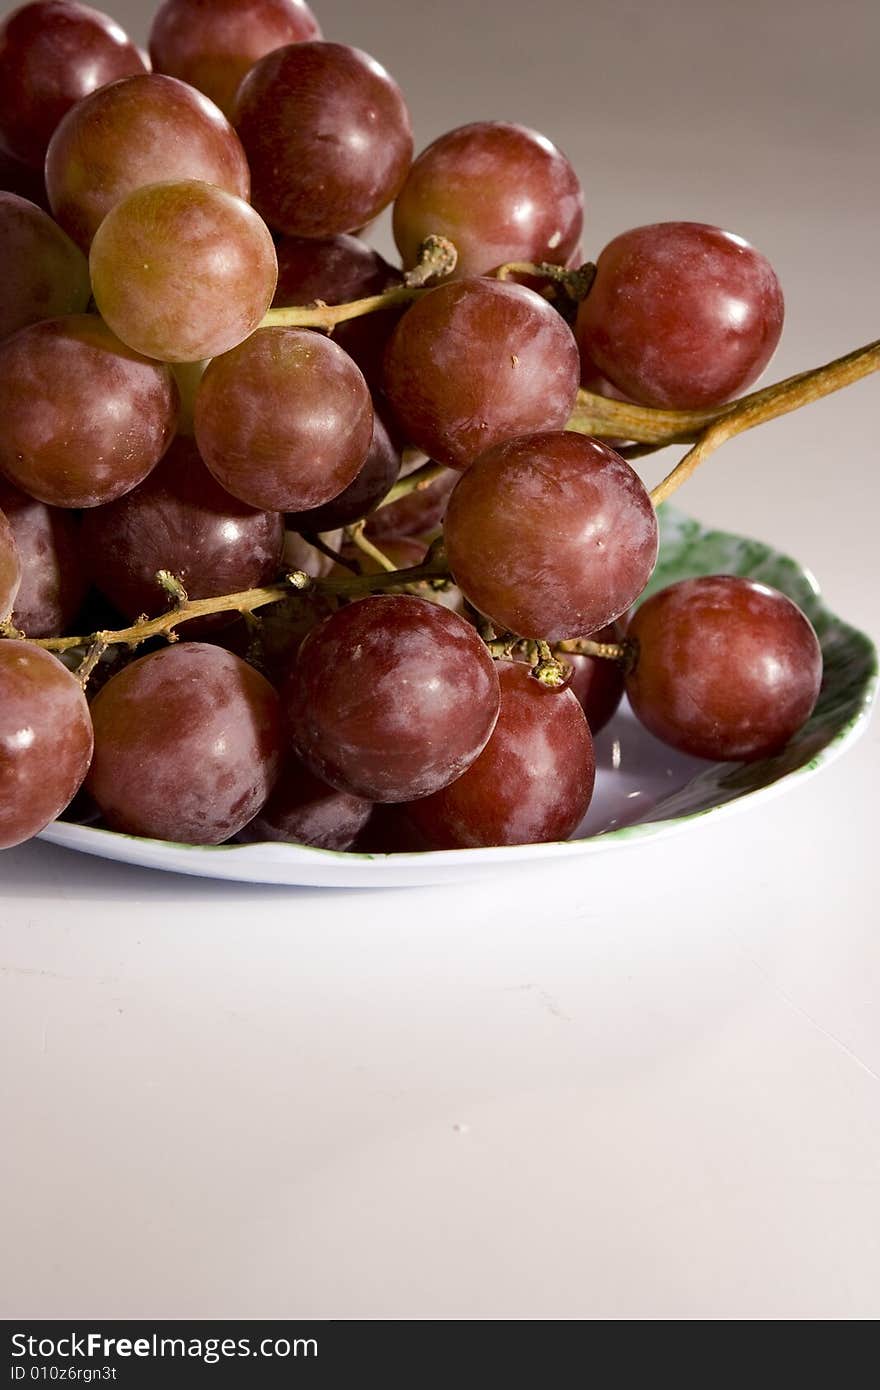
left=36, top=506, right=879, bottom=882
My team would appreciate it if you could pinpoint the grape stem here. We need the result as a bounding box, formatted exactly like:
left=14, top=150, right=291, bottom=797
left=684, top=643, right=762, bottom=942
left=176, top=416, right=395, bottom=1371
left=494, top=259, right=597, bottom=302
left=345, top=521, right=398, bottom=573
left=571, top=338, right=880, bottom=452
left=649, top=338, right=880, bottom=506
left=263, top=283, right=426, bottom=332
left=11, top=552, right=452, bottom=657
left=376, top=459, right=448, bottom=510
left=557, top=637, right=629, bottom=662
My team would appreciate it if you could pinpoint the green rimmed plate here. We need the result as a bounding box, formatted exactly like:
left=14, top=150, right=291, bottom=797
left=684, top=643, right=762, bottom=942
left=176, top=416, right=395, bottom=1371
left=38, top=506, right=877, bottom=886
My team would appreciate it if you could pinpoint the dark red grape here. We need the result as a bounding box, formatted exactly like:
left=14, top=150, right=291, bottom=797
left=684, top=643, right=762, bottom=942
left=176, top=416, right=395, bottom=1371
left=394, top=121, right=583, bottom=279
left=383, top=278, right=581, bottom=470
left=234, top=42, right=413, bottom=237
left=80, top=437, right=284, bottom=624
left=0, top=478, right=86, bottom=635
left=274, top=233, right=400, bottom=307
left=576, top=222, right=785, bottom=409
left=195, top=327, right=374, bottom=511
left=0, top=506, right=22, bottom=620
left=149, top=0, right=321, bottom=117
left=285, top=595, right=501, bottom=801
left=626, top=576, right=823, bottom=760
left=287, top=408, right=400, bottom=532
left=444, top=432, right=658, bottom=640
left=46, top=71, right=251, bottom=250
left=564, top=622, right=627, bottom=733
left=366, top=465, right=457, bottom=541
left=0, top=1, right=146, bottom=169
left=0, top=146, right=48, bottom=206
left=0, top=315, right=179, bottom=508
left=238, top=753, right=372, bottom=850
left=408, top=660, right=595, bottom=848
left=0, top=640, right=94, bottom=849
left=273, top=232, right=405, bottom=388
left=90, top=180, right=278, bottom=363
left=87, top=642, right=283, bottom=844
left=0, top=192, right=90, bottom=341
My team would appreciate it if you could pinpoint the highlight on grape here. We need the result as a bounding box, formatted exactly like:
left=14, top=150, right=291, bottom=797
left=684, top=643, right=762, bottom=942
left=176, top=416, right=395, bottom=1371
left=0, top=0, right=876, bottom=856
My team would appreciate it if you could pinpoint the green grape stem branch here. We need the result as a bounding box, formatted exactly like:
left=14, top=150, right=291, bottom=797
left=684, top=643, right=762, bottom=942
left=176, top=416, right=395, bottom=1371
left=0, top=264, right=877, bottom=665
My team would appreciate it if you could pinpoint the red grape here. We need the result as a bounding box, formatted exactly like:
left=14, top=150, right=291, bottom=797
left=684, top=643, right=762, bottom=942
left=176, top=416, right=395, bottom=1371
left=46, top=71, right=251, bottom=250
left=0, top=315, right=179, bottom=508
left=626, top=576, right=823, bottom=760
left=87, top=642, right=283, bottom=844
left=273, top=232, right=405, bottom=389
left=285, top=595, right=501, bottom=801
left=0, top=192, right=90, bottom=341
left=149, top=0, right=321, bottom=117
left=383, top=278, right=581, bottom=470
left=194, top=327, right=374, bottom=512
left=444, top=432, right=658, bottom=640
left=408, top=660, right=595, bottom=848
left=0, top=640, right=94, bottom=849
left=564, top=622, right=627, bottom=733
left=234, top=42, right=413, bottom=237
left=0, top=478, right=86, bottom=635
left=576, top=222, right=785, bottom=409
left=0, top=1, right=146, bottom=169
left=0, top=506, right=22, bottom=620
left=394, top=121, right=583, bottom=279
left=80, top=437, right=284, bottom=624
left=287, top=408, right=401, bottom=533
left=238, top=753, right=372, bottom=851
left=90, top=180, right=278, bottom=363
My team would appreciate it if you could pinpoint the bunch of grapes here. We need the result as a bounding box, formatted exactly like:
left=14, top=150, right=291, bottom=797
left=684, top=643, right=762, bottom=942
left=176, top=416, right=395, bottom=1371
left=1, top=0, right=867, bottom=858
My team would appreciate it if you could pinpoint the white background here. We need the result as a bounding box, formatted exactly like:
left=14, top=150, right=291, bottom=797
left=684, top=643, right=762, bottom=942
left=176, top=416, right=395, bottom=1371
left=2, top=0, right=879, bottom=1319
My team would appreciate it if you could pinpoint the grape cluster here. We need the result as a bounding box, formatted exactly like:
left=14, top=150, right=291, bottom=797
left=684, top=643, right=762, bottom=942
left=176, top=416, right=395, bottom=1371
left=0, top=0, right=835, bottom=857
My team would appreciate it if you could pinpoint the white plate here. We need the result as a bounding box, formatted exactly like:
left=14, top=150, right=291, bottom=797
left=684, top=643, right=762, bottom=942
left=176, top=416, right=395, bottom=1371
left=37, top=507, right=878, bottom=887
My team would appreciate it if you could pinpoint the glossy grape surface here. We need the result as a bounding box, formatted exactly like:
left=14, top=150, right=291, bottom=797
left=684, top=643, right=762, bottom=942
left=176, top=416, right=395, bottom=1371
left=239, top=754, right=372, bottom=851
left=90, top=180, right=278, bottom=363
left=149, top=0, right=321, bottom=116
left=408, top=661, right=595, bottom=848
left=576, top=222, right=785, bottom=409
left=273, top=232, right=405, bottom=388
left=87, top=642, right=283, bottom=844
left=384, top=278, right=581, bottom=470
left=0, top=192, right=90, bottom=341
left=393, top=121, right=583, bottom=279
left=0, top=506, right=22, bottom=620
left=46, top=71, right=250, bottom=250
left=0, top=478, right=86, bottom=635
left=285, top=595, right=501, bottom=802
left=564, top=622, right=627, bottom=734
left=0, top=641, right=94, bottom=850
left=626, top=576, right=823, bottom=761
left=0, top=315, right=179, bottom=508
left=234, top=42, right=413, bottom=237
left=80, top=437, right=284, bottom=623
left=0, top=0, right=146, bottom=168
left=444, top=432, right=658, bottom=640
left=287, top=409, right=400, bottom=533
left=195, top=327, right=373, bottom=512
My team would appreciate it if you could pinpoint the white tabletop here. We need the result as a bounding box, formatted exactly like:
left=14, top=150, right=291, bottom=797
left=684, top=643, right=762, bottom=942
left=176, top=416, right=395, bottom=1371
left=2, top=0, right=879, bottom=1322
